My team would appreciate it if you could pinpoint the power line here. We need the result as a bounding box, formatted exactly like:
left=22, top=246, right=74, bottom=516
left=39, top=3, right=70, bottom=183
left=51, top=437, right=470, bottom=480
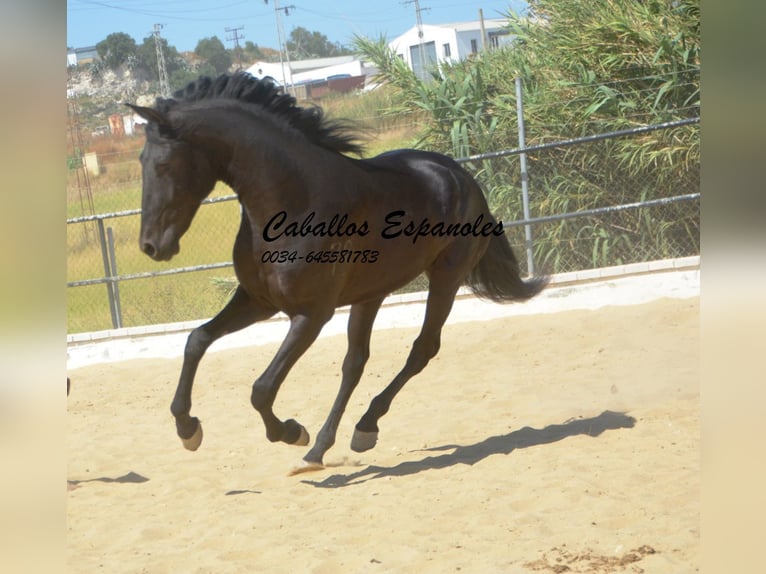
left=264, top=1, right=296, bottom=93
left=225, top=25, right=245, bottom=69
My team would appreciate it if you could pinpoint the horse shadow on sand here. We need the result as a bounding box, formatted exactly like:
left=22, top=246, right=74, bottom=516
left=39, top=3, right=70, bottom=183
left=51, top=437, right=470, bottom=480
left=68, top=471, right=149, bottom=491
left=302, top=410, right=636, bottom=489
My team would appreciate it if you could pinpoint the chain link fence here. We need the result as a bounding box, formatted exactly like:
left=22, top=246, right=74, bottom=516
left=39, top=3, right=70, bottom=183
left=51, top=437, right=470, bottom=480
left=66, top=120, right=699, bottom=334
left=460, top=120, right=700, bottom=277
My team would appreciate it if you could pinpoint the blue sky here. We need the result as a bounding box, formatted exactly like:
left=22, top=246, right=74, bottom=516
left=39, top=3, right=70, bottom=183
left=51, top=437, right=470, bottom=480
left=67, top=0, right=528, bottom=53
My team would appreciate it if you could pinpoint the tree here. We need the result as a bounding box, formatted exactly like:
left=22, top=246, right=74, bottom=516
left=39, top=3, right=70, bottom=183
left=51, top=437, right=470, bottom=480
left=286, top=27, right=352, bottom=59
left=96, top=32, right=137, bottom=71
left=195, top=37, right=232, bottom=74
left=243, top=41, right=266, bottom=62
left=135, top=36, right=184, bottom=83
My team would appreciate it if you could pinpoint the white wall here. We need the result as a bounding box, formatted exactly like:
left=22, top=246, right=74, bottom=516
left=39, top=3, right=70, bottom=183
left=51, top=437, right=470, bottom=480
left=389, top=20, right=512, bottom=73
left=246, top=59, right=366, bottom=86
left=246, top=61, right=294, bottom=86
left=389, top=25, right=459, bottom=70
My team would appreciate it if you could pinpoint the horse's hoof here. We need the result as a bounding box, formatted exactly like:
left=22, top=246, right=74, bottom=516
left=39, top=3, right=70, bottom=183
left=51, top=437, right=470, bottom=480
left=288, top=460, right=324, bottom=476
left=180, top=422, right=203, bottom=451
left=294, top=425, right=310, bottom=446
left=284, top=419, right=310, bottom=446
left=350, top=429, right=378, bottom=452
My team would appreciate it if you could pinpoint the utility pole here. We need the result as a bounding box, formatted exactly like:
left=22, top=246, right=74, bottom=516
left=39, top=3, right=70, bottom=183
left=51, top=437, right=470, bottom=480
left=264, top=1, right=295, bottom=94
left=403, top=0, right=429, bottom=80
left=479, top=8, right=487, bottom=51
left=153, top=24, right=170, bottom=97
left=225, top=26, right=245, bottom=69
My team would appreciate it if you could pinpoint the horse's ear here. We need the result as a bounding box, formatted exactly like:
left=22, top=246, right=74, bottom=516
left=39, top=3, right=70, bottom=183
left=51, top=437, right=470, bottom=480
left=125, top=103, right=168, bottom=127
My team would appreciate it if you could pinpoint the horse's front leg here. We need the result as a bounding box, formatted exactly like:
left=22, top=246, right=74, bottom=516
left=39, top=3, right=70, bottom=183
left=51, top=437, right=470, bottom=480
left=250, top=310, right=333, bottom=447
left=172, top=286, right=276, bottom=450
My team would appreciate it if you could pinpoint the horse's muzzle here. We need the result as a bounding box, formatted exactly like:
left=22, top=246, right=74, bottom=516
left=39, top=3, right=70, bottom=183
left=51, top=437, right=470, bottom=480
left=141, top=238, right=179, bottom=261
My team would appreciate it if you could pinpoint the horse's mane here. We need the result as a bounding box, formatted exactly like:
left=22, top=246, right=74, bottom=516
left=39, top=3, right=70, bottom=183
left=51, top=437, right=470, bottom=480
left=157, top=72, right=364, bottom=156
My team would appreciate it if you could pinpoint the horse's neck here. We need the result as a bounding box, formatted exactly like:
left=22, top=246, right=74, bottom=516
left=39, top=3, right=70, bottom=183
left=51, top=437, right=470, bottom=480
left=183, top=106, right=304, bottom=190
left=187, top=106, right=321, bottom=220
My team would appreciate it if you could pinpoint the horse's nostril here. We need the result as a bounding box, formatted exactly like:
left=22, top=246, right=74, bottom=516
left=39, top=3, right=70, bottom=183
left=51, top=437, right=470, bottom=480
left=142, top=242, right=156, bottom=257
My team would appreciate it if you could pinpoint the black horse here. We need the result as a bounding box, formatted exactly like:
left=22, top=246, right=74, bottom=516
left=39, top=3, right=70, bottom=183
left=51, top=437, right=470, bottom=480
left=128, top=72, right=546, bottom=472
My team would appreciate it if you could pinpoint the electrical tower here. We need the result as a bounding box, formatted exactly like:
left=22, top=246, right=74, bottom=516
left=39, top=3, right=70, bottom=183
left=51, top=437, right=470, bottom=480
left=66, top=67, right=96, bottom=241
left=153, top=24, right=171, bottom=97
left=225, top=26, right=246, bottom=69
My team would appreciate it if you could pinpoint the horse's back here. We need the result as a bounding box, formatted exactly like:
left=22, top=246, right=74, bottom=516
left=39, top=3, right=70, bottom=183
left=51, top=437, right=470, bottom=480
left=360, top=148, right=463, bottom=173
left=359, top=148, right=489, bottom=216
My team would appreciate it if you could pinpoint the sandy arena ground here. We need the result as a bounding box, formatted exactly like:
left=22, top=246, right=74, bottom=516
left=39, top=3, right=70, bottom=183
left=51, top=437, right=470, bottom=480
left=67, top=269, right=699, bottom=573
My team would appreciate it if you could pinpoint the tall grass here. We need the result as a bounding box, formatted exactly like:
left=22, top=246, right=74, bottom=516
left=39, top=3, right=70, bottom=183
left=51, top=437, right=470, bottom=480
left=353, top=8, right=700, bottom=277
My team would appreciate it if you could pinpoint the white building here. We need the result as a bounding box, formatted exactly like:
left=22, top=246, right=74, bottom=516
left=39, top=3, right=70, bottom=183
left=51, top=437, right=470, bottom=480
left=246, top=56, right=367, bottom=87
left=389, top=19, right=513, bottom=79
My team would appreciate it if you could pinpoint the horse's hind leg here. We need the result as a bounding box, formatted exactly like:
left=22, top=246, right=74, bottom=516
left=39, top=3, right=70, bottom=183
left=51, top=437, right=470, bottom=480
left=172, top=286, right=276, bottom=450
left=296, top=297, right=384, bottom=471
left=352, top=284, right=460, bottom=452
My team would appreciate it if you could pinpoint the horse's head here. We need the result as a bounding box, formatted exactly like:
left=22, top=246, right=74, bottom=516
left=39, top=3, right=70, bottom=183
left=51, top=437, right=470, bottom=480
left=127, top=103, right=218, bottom=261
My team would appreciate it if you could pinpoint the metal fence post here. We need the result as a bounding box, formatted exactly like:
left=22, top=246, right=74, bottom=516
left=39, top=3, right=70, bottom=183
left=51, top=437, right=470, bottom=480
left=514, top=77, right=535, bottom=276
left=106, top=227, right=123, bottom=329
left=96, top=219, right=120, bottom=329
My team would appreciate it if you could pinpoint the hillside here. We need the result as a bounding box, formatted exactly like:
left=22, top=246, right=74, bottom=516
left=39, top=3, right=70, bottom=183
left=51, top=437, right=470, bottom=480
left=67, top=66, right=160, bottom=133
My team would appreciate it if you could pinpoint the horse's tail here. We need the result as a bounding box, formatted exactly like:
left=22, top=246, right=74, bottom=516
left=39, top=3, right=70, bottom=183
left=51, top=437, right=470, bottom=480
left=466, top=232, right=548, bottom=302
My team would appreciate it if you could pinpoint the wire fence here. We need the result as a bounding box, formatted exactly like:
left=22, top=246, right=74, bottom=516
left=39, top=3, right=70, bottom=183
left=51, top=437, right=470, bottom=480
left=66, top=119, right=699, bottom=334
